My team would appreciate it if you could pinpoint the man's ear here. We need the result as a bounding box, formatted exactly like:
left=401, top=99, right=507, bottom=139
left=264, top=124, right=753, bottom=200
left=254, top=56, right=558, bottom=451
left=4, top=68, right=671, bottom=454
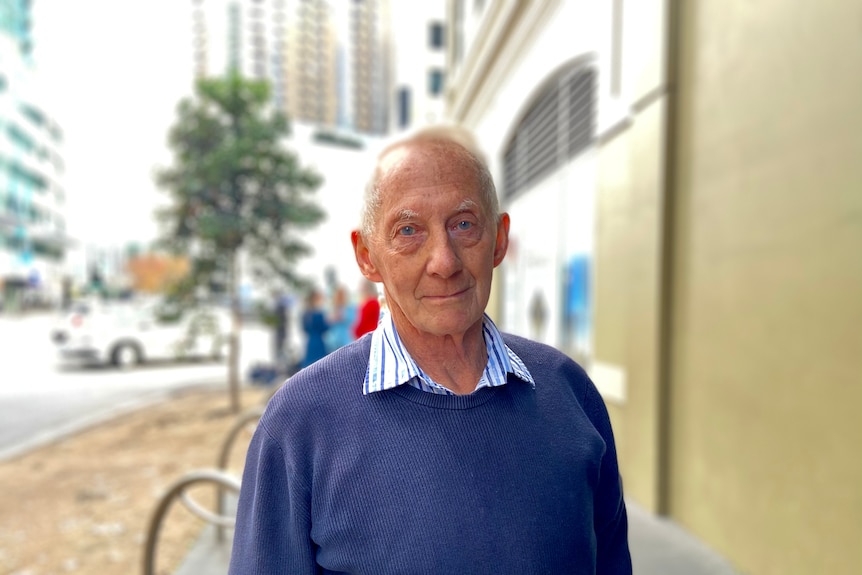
left=352, top=230, right=383, bottom=282
left=492, top=213, right=510, bottom=267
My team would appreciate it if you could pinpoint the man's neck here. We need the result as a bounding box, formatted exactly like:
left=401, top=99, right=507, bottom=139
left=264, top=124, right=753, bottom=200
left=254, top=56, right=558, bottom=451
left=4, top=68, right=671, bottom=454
left=394, top=319, right=488, bottom=395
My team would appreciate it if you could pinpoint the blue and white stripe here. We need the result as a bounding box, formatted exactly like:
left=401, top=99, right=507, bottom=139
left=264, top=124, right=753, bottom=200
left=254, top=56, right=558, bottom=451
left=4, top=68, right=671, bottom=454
left=363, top=311, right=535, bottom=395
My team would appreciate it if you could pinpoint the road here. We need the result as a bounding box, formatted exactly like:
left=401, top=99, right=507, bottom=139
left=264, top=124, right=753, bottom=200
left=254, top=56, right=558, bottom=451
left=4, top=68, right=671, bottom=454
left=0, top=311, right=275, bottom=461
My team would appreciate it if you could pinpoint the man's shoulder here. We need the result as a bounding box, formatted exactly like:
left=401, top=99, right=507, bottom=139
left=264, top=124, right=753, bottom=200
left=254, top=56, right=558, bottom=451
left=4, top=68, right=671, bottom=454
left=262, top=336, right=371, bottom=425
left=289, top=337, right=369, bottom=392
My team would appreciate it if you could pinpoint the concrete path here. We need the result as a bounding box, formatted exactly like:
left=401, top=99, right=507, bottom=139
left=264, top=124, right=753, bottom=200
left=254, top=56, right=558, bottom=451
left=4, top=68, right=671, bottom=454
left=627, top=501, right=741, bottom=575
left=174, top=525, right=234, bottom=575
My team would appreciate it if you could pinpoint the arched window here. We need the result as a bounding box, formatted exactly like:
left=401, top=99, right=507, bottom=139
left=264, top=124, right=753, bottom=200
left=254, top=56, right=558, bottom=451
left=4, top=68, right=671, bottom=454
left=503, top=66, right=596, bottom=200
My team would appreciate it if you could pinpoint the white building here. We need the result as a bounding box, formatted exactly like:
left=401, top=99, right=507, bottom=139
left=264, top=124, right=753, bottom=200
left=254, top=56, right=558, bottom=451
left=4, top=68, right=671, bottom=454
left=446, top=1, right=608, bottom=361
left=277, top=124, right=383, bottom=295
left=0, top=2, right=67, bottom=310
left=388, top=1, right=447, bottom=133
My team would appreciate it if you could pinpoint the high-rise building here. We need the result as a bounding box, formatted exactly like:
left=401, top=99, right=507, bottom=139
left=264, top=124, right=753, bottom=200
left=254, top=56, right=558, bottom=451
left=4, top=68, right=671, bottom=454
left=346, top=0, right=390, bottom=134
left=192, top=0, right=275, bottom=83
left=284, top=0, right=338, bottom=128
left=0, top=0, right=66, bottom=310
left=190, top=0, right=392, bottom=136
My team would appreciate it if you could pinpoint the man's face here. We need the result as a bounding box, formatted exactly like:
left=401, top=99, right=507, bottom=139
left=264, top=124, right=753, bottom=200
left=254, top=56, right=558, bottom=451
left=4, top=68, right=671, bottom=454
left=352, top=140, right=509, bottom=341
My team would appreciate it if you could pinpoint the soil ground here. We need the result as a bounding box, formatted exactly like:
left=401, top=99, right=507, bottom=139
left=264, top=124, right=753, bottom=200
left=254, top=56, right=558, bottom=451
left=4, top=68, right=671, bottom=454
left=0, top=385, right=273, bottom=575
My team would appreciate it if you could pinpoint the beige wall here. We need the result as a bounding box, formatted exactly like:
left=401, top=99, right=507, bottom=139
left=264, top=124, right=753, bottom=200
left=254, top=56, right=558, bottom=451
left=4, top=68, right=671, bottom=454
left=669, top=1, right=862, bottom=573
left=593, top=0, right=671, bottom=515
left=595, top=100, right=669, bottom=513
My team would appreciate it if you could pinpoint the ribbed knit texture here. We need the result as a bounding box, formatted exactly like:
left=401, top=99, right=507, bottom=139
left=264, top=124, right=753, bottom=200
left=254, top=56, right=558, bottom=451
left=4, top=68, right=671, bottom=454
left=229, top=334, right=632, bottom=574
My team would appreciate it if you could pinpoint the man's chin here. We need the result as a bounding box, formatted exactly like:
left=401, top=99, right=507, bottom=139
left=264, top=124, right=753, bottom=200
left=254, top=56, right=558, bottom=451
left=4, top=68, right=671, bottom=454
left=419, top=316, right=484, bottom=340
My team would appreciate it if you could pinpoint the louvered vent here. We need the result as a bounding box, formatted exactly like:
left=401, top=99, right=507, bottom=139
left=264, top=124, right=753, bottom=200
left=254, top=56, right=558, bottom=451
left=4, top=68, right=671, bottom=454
left=503, top=67, right=596, bottom=201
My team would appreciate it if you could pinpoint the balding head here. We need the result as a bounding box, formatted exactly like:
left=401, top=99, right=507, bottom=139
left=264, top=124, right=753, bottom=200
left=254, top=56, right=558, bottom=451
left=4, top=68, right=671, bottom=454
left=358, top=125, right=499, bottom=239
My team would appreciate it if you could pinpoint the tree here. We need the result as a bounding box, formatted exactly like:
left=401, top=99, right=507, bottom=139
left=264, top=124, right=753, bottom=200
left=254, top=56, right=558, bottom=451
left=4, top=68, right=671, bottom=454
left=155, top=72, right=325, bottom=413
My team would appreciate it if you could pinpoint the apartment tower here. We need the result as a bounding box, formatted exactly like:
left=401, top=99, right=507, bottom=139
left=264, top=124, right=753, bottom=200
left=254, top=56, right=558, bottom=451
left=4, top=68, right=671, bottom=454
left=190, top=0, right=391, bottom=135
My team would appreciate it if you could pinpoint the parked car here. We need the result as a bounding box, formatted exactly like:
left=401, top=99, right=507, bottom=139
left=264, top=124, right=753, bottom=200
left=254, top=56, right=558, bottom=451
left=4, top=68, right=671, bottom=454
left=50, top=298, right=231, bottom=369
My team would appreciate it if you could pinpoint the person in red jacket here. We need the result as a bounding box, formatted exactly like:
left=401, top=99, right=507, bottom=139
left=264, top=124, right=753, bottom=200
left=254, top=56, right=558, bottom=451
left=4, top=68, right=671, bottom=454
left=353, top=279, right=380, bottom=338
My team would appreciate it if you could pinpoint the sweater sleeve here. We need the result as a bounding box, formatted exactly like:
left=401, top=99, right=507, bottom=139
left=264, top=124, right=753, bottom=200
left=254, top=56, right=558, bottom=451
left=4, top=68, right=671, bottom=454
left=229, top=420, right=319, bottom=575
left=582, top=379, right=632, bottom=575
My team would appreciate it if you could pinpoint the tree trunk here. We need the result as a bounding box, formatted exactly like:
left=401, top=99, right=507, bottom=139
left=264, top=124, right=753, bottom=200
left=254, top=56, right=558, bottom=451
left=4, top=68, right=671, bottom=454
left=227, top=250, right=242, bottom=413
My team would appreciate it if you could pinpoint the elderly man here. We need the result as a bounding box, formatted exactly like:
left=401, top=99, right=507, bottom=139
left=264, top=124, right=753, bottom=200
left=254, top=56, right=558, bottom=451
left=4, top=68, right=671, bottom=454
left=229, top=126, right=632, bottom=574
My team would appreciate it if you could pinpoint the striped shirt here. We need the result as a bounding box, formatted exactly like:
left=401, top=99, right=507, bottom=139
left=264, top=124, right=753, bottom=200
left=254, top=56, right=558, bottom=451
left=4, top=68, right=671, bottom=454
left=363, top=311, right=535, bottom=395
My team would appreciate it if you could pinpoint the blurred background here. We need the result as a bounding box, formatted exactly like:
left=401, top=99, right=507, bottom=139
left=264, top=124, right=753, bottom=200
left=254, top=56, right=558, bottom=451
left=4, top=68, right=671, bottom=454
left=0, top=1, right=860, bottom=574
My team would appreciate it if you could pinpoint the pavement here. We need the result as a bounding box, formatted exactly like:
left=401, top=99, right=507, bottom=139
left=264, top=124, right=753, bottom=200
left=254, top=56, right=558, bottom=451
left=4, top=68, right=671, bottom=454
left=174, top=524, right=233, bottom=575
left=626, top=501, right=741, bottom=574
left=173, top=496, right=742, bottom=575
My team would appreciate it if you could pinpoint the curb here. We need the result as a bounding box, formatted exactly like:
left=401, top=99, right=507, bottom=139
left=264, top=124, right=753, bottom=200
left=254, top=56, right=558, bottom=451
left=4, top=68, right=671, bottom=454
left=0, top=378, right=226, bottom=463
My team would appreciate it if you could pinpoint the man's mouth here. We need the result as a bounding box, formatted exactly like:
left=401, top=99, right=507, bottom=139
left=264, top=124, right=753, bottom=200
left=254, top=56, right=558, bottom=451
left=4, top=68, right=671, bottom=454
left=425, top=288, right=469, bottom=300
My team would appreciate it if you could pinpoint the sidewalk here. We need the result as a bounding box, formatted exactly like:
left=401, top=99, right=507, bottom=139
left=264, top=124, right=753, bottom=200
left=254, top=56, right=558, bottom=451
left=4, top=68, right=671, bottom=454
left=175, top=499, right=741, bottom=574
left=174, top=524, right=233, bottom=575
left=626, top=501, right=740, bottom=575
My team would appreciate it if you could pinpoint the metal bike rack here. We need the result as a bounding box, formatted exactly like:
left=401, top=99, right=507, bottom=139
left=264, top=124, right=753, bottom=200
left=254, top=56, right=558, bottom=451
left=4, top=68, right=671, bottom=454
left=141, top=385, right=273, bottom=574
left=141, top=469, right=241, bottom=575
left=214, top=405, right=265, bottom=542
left=217, top=405, right=265, bottom=472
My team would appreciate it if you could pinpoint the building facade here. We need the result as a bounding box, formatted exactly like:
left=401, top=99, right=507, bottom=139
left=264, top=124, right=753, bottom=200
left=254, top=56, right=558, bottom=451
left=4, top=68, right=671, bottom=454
left=445, top=1, right=861, bottom=574
left=191, top=0, right=392, bottom=135
left=388, top=1, right=447, bottom=133
left=0, top=0, right=66, bottom=310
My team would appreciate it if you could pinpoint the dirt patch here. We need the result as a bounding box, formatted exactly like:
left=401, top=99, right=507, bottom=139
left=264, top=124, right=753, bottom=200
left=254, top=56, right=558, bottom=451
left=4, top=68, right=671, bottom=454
left=0, top=385, right=273, bottom=575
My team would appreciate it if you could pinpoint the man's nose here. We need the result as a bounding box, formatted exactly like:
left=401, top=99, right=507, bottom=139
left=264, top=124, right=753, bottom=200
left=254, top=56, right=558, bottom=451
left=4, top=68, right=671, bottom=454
left=425, top=230, right=462, bottom=278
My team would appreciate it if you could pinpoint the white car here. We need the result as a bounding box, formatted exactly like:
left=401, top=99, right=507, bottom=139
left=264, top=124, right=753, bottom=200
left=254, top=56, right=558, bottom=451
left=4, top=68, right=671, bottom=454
left=51, top=298, right=231, bottom=369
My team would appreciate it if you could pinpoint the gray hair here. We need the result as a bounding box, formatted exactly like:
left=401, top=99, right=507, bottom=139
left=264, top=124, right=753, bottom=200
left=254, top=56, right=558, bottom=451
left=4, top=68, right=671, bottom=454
left=358, top=124, right=500, bottom=238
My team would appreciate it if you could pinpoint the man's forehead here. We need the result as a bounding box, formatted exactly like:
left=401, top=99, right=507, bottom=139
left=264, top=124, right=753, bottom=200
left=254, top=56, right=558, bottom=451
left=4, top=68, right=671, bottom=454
left=377, top=140, right=478, bottom=188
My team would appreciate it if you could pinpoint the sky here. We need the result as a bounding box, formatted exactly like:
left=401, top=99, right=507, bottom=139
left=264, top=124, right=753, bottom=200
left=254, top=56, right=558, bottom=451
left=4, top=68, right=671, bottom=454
left=31, top=1, right=194, bottom=248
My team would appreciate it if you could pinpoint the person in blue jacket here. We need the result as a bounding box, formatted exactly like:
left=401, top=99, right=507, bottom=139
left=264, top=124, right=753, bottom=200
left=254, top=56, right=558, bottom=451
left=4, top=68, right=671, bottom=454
left=299, top=288, right=329, bottom=369
left=229, top=125, right=632, bottom=574
left=324, top=284, right=356, bottom=352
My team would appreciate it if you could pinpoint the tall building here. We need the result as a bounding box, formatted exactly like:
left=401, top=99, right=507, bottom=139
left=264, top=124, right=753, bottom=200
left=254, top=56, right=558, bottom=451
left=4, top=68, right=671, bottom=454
left=346, top=0, right=390, bottom=134
left=0, top=0, right=66, bottom=310
left=284, top=0, right=338, bottom=129
left=190, top=0, right=392, bottom=136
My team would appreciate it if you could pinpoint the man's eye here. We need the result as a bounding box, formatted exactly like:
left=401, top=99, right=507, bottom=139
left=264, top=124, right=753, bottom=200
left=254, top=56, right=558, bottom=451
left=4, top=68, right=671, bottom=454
left=398, top=225, right=416, bottom=236
left=456, top=220, right=473, bottom=231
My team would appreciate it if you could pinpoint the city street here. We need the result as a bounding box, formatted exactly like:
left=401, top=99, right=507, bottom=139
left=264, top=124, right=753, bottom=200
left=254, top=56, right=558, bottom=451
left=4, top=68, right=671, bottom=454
left=0, top=311, right=274, bottom=461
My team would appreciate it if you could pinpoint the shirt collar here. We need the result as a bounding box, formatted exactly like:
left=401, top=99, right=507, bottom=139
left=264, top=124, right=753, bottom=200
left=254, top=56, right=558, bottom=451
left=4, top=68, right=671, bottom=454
left=363, top=311, right=535, bottom=395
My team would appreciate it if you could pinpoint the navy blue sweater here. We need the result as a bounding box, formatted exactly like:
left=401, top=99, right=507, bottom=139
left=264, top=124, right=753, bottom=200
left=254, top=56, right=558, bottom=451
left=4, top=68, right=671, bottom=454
left=229, top=333, right=631, bottom=574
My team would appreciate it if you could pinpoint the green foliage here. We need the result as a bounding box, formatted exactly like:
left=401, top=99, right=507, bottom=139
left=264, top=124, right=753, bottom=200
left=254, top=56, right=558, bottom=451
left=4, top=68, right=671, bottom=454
left=155, top=72, right=326, bottom=293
